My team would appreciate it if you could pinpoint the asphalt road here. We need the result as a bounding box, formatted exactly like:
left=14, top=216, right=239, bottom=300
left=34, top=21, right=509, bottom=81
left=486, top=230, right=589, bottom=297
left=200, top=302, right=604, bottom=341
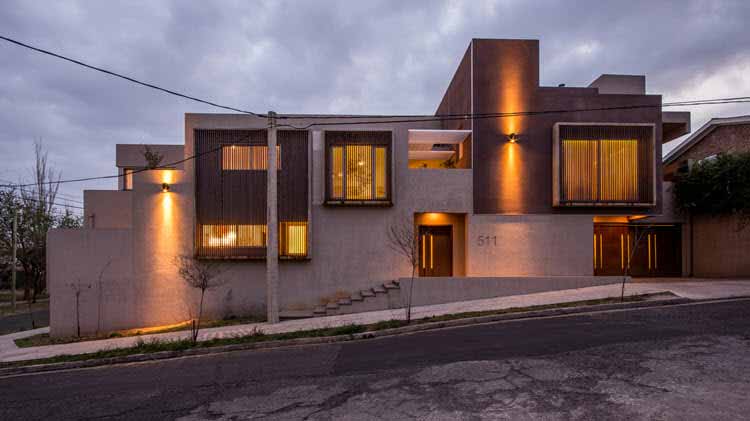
left=1, top=299, right=750, bottom=420
left=0, top=307, right=48, bottom=335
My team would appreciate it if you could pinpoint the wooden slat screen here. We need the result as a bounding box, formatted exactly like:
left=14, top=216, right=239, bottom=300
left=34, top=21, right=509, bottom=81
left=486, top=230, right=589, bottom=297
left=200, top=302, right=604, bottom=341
left=559, top=125, right=653, bottom=205
left=325, top=131, right=392, bottom=203
left=195, top=129, right=309, bottom=258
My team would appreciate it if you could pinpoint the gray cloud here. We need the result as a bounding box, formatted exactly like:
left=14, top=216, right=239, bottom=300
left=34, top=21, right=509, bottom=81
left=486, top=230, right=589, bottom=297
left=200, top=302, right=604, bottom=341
left=1, top=0, right=749, bottom=206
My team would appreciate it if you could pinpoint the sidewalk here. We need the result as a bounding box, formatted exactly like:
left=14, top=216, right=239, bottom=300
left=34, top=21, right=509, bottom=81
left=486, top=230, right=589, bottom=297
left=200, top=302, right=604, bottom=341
left=2, top=280, right=749, bottom=363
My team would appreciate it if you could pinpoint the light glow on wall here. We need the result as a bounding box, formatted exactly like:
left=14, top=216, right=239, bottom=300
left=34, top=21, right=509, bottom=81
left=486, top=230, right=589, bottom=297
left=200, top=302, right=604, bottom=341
left=493, top=50, right=529, bottom=212
left=499, top=141, right=524, bottom=211
left=162, top=170, right=173, bottom=185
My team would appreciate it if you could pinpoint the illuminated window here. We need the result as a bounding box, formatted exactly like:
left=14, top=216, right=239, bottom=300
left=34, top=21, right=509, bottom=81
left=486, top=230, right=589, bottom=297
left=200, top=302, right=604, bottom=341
left=200, top=223, right=307, bottom=257
left=201, top=224, right=267, bottom=248
left=280, top=222, right=307, bottom=256
left=561, top=139, right=639, bottom=203
left=222, top=145, right=281, bottom=170
left=329, top=144, right=389, bottom=201
left=123, top=168, right=134, bottom=191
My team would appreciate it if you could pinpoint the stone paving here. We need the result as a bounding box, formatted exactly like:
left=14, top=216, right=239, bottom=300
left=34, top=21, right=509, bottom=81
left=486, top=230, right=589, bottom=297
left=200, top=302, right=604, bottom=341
left=1, top=280, right=749, bottom=363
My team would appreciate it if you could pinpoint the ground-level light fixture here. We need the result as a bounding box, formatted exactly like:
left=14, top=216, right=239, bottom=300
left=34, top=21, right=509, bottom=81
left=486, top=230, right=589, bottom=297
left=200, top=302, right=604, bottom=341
left=507, top=133, right=520, bottom=143
left=161, top=182, right=170, bottom=193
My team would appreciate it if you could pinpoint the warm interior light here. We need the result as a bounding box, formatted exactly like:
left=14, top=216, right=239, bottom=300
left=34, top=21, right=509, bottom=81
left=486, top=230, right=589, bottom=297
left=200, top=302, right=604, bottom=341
left=161, top=182, right=170, bottom=193
left=507, top=133, right=520, bottom=143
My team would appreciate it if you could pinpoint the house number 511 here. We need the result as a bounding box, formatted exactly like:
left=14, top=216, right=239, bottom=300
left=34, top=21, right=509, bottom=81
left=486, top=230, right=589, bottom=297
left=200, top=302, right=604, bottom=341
left=477, top=235, right=497, bottom=246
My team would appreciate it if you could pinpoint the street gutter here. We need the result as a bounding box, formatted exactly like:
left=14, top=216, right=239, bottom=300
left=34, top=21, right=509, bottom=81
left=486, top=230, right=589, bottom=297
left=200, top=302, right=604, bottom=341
left=3, top=296, right=749, bottom=378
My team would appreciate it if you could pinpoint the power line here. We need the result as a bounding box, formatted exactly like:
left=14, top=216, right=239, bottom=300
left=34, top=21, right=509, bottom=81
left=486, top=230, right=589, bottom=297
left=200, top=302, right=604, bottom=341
left=8, top=33, right=747, bottom=126
left=3, top=184, right=84, bottom=204
left=0, top=191, right=85, bottom=210
left=273, top=96, right=750, bottom=121
left=0, top=35, right=266, bottom=117
left=274, top=98, right=750, bottom=130
left=0, top=145, right=223, bottom=188
left=1, top=96, right=748, bottom=188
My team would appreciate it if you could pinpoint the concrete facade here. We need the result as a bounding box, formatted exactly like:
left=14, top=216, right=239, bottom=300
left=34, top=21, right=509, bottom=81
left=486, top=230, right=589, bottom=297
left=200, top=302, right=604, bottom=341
left=47, top=39, right=685, bottom=336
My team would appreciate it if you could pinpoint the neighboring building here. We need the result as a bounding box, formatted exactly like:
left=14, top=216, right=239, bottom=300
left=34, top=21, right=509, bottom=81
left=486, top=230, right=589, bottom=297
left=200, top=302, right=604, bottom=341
left=47, top=39, right=691, bottom=336
left=660, top=115, right=750, bottom=278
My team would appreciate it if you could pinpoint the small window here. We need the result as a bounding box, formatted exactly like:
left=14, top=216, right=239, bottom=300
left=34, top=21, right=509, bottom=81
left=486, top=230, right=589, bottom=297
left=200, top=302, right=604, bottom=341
left=280, top=222, right=308, bottom=257
left=329, top=143, right=389, bottom=202
left=123, top=168, right=134, bottom=191
left=222, top=145, right=281, bottom=170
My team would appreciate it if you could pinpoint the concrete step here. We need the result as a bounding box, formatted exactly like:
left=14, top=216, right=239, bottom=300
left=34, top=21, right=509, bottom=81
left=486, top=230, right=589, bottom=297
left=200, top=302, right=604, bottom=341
left=373, top=286, right=387, bottom=294
left=350, top=292, right=364, bottom=302
left=313, top=306, right=327, bottom=316
left=338, top=298, right=352, bottom=306
left=384, top=281, right=400, bottom=290
left=360, top=289, right=375, bottom=298
left=279, top=310, right=314, bottom=319
left=325, top=302, right=339, bottom=311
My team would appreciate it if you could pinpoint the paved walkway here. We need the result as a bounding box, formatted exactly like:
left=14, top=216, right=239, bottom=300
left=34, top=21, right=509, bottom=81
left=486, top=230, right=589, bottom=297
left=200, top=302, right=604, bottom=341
left=1, top=280, right=749, bottom=363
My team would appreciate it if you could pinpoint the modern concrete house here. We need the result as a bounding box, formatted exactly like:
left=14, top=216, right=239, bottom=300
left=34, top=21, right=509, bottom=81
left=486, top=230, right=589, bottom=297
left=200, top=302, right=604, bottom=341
left=659, top=115, right=750, bottom=277
left=48, top=39, right=691, bottom=336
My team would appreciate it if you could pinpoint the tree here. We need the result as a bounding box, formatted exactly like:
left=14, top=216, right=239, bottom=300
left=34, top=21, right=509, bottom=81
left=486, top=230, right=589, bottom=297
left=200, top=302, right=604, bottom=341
left=174, top=255, right=227, bottom=343
left=69, top=280, right=91, bottom=337
left=674, top=152, right=750, bottom=230
left=0, top=141, right=81, bottom=302
left=386, top=216, right=419, bottom=323
left=16, top=141, right=62, bottom=301
left=619, top=224, right=654, bottom=302
left=142, top=145, right=164, bottom=169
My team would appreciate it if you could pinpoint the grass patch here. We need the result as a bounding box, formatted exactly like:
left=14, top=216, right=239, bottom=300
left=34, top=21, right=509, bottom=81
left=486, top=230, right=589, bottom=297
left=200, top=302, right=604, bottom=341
left=14, top=315, right=266, bottom=348
left=3, top=294, right=664, bottom=369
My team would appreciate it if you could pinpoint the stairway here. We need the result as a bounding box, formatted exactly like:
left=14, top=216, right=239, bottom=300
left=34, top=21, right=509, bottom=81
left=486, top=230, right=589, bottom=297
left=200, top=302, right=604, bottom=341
left=279, top=280, right=404, bottom=320
left=313, top=280, right=403, bottom=317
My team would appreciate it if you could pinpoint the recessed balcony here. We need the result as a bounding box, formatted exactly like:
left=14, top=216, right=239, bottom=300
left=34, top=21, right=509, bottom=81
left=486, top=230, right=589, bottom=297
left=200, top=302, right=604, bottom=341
left=408, top=129, right=472, bottom=169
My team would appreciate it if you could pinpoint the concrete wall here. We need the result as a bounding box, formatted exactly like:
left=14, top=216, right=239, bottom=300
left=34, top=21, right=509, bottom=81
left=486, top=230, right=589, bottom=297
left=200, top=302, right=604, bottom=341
left=692, top=214, right=750, bottom=277
left=466, top=214, right=593, bottom=276
left=83, top=190, right=132, bottom=228
left=115, top=144, right=184, bottom=169
left=588, top=75, right=646, bottom=95
left=399, top=276, right=623, bottom=307
left=48, top=228, right=134, bottom=337
left=407, top=169, right=472, bottom=213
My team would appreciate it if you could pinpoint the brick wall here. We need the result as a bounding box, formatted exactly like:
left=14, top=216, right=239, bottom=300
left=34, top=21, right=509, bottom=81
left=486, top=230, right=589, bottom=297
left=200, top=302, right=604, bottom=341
left=681, top=123, right=750, bottom=161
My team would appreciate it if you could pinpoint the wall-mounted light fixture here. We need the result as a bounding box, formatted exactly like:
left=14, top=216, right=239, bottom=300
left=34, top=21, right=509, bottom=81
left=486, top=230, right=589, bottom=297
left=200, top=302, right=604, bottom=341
left=161, top=182, right=170, bottom=193
left=506, top=133, right=521, bottom=143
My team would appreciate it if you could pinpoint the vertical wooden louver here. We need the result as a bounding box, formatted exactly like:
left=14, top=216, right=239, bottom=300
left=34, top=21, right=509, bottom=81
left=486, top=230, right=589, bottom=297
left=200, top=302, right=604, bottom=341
left=557, top=124, right=653, bottom=206
left=195, top=129, right=309, bottom=258
left=325, top=131, right=392, bottom=203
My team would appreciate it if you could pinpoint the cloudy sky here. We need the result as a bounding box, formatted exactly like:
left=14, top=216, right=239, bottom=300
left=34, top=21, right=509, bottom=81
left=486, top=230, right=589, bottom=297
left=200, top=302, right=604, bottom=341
left=1, top=0, right=750, bottom=211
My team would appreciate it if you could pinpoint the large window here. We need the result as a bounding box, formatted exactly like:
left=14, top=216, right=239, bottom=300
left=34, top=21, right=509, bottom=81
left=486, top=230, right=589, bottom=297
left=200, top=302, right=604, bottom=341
left=326, top=131, right=391, bottom=203
left=199, top=223, right=307, bottom=257
left=222, top=145, right=281, bottom=170
left=561, top=139, right=639, bottom=202
left=554, top=124, right=654, bottom=206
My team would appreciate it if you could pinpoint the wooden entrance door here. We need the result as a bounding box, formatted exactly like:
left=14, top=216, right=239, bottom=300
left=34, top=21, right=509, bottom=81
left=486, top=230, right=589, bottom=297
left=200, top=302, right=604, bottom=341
left=629, top=225, right=682, bottom=277
left=593, top=224, right=630, bottom=276
left=419, top=225, right=452, bottom=277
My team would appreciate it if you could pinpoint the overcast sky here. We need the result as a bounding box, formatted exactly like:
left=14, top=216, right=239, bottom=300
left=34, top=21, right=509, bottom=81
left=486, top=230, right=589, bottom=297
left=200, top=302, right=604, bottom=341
left=2, top=0, right=750, bottom=210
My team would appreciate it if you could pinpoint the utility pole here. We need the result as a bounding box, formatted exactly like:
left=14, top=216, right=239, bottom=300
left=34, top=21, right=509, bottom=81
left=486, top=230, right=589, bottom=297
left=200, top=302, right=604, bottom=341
left=11, top=210, right=17, bottom=312
left=266, top=111, right=279, bottom=323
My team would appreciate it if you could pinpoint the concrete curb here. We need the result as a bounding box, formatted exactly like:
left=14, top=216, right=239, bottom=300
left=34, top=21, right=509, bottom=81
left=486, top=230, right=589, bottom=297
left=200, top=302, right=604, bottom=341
left=0, top=295, right=741, bottom=377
